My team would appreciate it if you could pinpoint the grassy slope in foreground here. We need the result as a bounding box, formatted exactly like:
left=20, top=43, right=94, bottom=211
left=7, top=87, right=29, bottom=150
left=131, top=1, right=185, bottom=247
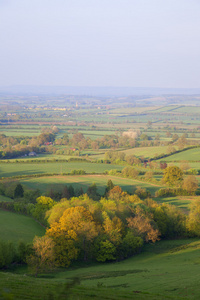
left=0, top=209, right=45, bottom=243
left=57, top=238, right=200, bottom=299
left=1, top=238, right=200, bottom=299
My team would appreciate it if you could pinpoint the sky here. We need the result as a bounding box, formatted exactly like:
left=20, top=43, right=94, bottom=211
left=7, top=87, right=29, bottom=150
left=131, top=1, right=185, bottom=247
left=0, top=0, right=200, bottom=88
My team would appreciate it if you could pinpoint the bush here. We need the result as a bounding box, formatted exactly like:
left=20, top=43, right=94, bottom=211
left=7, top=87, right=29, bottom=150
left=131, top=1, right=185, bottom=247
left=122, top=167, right=139, bottom=179
left=135, top=187, right=151, bottom=199
left=0, top=240, right=16, bottom=268
left=155, top=188, right=193, bottom=197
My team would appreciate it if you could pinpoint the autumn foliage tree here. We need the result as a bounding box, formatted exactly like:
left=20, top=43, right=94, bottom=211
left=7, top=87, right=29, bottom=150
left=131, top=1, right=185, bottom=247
left=47, top=206, right=98, bottom=263
left=187, top=198, right=200, bottom=236
left=27, top=236, right=55, bottom=277
left=182, top=175, right=198, bottom=193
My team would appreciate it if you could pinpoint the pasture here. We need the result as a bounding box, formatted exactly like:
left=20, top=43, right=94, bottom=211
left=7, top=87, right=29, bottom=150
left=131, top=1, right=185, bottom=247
left=120, top=146, right=174, bottom=159
left=0, top=161, right=123, bottom=178
left=108, top=106, right=162, bottom=115
left=59, top=238, right=200, bottom=299
left=1, top=238, right=200, bottom=299
left=160, top=147, right=200, bottom=162
left=0, top=209, right=45, bottom=243
left=155, top=196, right=192, bottom=211
left=21, top=174, right=163, bottom=196
left=0, top=124, right=41, bottom=137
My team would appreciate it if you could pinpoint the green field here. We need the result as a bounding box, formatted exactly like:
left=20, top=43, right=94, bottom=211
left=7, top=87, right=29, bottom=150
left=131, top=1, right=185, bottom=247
left=0, top=195, right=13, bottom=202
left=160, top=148, right=200, bottom=162
left=0, top=125, right=41, bottom=136
left=109, top=106, right=162, bottom=114
left=120, top=146, right=175, bottom=158
left=60, top=238, right=200, bottom=299
left=155, top=196, right=192, bottom=211
left=1, top=238, right=200, bottom=299
left=0, top=209, right=45, bottom=243
left=0, top=162, right=124, bottom=178
left=21, top=174, right=163, bottom=196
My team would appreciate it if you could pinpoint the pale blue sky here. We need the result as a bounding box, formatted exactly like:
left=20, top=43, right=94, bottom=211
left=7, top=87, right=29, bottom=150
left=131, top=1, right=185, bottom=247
left=0, top=0, right=200, bottom=88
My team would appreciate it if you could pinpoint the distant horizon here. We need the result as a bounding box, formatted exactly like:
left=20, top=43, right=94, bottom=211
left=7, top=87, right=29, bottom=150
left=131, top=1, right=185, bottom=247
left=0, top=85, right=200, bottom=97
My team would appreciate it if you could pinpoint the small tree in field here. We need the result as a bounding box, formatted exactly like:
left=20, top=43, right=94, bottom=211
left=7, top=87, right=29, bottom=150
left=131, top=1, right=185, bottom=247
left=14, top=183, right=24, bottom=198
left=163, top=166, right=183, bottom=186
left=182, top=175, right=198, bottom=193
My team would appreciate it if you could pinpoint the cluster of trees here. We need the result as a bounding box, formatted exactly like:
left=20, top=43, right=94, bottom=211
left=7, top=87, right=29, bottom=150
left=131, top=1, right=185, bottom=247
left=162, top=166, right=199, bottom=194
left=27, top=184, right=192, bottom=275
left=0, top=128, right=57, bottom=158
left=103, top=151, right=142, bottom=165
left=1, top=179, right=200, bottom=275
left=0, top=181, right=101, bottom=224
left=55, top=132, right=137, bottom=151
left=0, top=240, right=30, bottom=269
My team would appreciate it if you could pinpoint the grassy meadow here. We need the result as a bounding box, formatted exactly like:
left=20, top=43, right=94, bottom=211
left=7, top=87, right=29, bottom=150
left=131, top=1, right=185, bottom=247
left=21, top=174, right=163, bottom=196
left=160, top=147, right=200, bottom=162
left=1, top=238, right=200, bottom=299
left=0, top=209, right=45, bottom=243
left=120, top=146, right=174, bottom=159
left=0, top=161, right=124, bottom=178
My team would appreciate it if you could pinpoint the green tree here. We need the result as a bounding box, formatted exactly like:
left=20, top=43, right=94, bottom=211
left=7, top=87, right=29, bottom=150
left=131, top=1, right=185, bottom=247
left=104, top=179, right=114, bottom=195
left=118, top=231, right=143, bottom=259
left=87, top=183, right=100, bottom=200
left=14, top=183, right=24, bottom=198
left=163, top=166, right=183, bottom=186
left=94, top=239, right=116, bottom=262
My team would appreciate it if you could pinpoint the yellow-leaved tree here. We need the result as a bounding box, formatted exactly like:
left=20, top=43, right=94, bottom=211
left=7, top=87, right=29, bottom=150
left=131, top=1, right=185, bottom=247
left=47, top=206, right=98, bottom=264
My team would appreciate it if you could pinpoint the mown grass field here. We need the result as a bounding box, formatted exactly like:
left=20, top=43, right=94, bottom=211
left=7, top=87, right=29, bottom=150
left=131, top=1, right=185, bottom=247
left=0, top=125, right=41, bottom=136
left=0, top=162, right=124, bottom=178
left=1, top=238, right=200, bottom=299
left=120, top=146, right=174, bottom=158
left=91, top=146, right=177, bottom=160
left=108, top=106, right=162, bottom=115
left=159, top=148, right=200, bottom=162
left=21, top=174, right=163, bottom=196
left=0, top=209, right=45, bottom=243
left=155, top=196, right=192, bottom=211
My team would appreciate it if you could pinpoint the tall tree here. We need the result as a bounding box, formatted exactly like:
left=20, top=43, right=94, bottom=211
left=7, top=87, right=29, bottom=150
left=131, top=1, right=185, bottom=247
left=14, top=183, right=24, bottom=198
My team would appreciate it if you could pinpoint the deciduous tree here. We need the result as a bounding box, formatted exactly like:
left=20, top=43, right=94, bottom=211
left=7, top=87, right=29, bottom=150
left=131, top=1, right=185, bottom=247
left=163, top=166, right=183, bottom=186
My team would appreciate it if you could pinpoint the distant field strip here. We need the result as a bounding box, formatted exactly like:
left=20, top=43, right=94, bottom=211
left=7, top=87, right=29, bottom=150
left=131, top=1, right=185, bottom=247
left=0, top=162, right=123, bottom=178
left=120, top=146, right=172, bottom=158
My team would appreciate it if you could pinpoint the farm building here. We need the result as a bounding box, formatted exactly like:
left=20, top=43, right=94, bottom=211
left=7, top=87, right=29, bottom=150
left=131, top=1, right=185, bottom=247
left=28, top=151, right=37, bottom=157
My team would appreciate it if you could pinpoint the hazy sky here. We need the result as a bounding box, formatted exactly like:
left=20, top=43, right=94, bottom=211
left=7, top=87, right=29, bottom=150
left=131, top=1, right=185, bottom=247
left=0, top=0, right=200, bottom=88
